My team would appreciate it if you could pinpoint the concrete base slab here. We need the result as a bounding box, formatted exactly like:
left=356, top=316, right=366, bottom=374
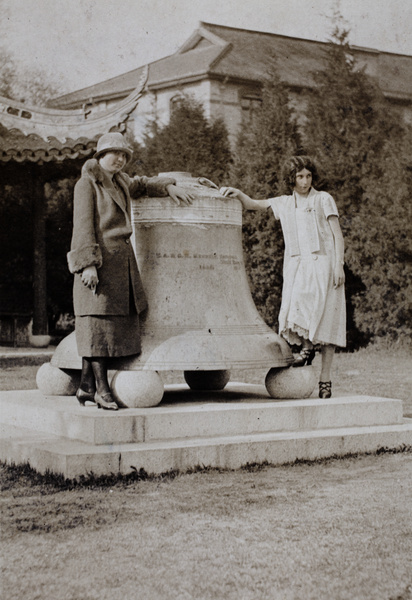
left=1, top=384, right=411, bottom=479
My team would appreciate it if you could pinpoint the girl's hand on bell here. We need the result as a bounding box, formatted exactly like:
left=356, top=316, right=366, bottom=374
left=219, top=186, right=240, bottom=198
left=333, top=264, right=345, bottom=288
left=166, top=184, right=194, bottom=206
left=220, top=187, right=253, bottom=205
left=81, top=266, right=99, bottom=291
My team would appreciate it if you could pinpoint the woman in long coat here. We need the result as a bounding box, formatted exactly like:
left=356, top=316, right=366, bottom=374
left=68, top=132, right=193, bottom=409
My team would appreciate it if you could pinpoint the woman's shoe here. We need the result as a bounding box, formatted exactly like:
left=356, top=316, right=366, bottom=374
left=319, top=381, right=332, bottom=399
left=95, top=392, right=118, bottom=411
left=76, top=387, right=96, bottom=406
left=293, top=347, right=315, bottom=368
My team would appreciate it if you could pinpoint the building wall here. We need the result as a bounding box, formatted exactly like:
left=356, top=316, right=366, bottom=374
left=392, top=101, right=412, bottom=125
left=209, top=80, right=257, bottom=146
left=128, top=79, right=315, bottom=147
left=85, top=76, right=412, bottom=146
left=129, top=79, right=273, bottom=147
left=131, top=80, right=214, bottom=142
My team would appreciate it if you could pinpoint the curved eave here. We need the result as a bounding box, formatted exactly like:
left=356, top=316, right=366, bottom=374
left=0, top=123, right=98, bottom=165
left=0, top=67, right=148, bottom=142
left=0, top=144, right=96, bottom=164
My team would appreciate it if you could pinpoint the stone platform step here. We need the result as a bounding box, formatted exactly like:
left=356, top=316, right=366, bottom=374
left=2, top=420, right=412, bottom=481
left=1, top=384, right=411, bottom=480
left=0, top=385, right=405, bottom=445
left=0, top=346, right=55, bottom=367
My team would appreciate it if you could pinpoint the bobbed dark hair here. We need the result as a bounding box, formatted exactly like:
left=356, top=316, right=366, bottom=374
left=280, top=155, right=320, bottom=193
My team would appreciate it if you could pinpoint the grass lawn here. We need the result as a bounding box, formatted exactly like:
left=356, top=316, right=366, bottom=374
left=1, top=344, right=411, bottom=600
left=1, top=452, right=412, bottom=600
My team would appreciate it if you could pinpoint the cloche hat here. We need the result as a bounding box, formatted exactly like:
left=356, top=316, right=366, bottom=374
left=94, top=132, right=133, bottom=161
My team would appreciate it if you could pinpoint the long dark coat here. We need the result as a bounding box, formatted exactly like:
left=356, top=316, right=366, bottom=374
left=67, top=159, right=174, bottom=317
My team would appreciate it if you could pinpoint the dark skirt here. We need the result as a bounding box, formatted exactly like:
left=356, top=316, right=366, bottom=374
left=75, top=271, right=143, bottom=358
left=75, top=313, right=141, bottom=358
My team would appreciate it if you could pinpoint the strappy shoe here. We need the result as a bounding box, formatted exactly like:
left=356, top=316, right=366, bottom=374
left=76, top=387, right=96, bottom=406
left=319, top=381, right=332, bottom=399
left=293, top=347, right=315, bottom=368
left=95, top=392, right=118, bottom=411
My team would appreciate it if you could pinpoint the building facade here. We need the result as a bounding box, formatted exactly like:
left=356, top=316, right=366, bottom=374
left=50, top=23, right=412, bottom=146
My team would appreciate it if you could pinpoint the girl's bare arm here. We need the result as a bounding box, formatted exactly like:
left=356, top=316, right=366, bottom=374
left=220, top=187, right=271, bottom=211
left=328, top=215, right=345, bottom=288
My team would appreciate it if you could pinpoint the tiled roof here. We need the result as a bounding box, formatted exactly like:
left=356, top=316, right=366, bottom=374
left=0, top=123, right=97, bottom=164
left=47, top=67, right=147, bottom=109
left=149, top=45, right=225, bottom=87
left=368, top=51, right=412, bottom=98
left=49, top=45, right=225, bottom=108
left=49, top=22, right=412, bottom=110
left=200, top=23, right=326, bottom=88
left=202, top=23, right=412, bottom=98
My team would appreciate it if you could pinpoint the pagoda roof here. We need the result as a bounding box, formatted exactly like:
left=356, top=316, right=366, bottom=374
left=0, top=123, right=97, bottom=164
left=0, top=68, right=147, bottom=164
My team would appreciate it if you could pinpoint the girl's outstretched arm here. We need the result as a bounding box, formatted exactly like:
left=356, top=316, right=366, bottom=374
left=219, top=187, right=271, bottom=211
left=328, top=215, right=345, bottom=289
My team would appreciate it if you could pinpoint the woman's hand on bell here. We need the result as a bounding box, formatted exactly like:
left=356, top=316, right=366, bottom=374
left=81, top=266, right=99, bottom=291
left=166, top=184, right=194, bottom=206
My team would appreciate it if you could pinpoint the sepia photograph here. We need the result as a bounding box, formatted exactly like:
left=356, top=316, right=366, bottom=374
left=1, top=1, right=411, bottom=598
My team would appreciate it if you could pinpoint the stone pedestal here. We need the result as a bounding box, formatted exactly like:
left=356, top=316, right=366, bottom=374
left=1, top=385, right=412, bottom=480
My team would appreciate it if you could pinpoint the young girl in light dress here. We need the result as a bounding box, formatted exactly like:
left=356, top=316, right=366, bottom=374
left=220, top=155, right=346, bottom=398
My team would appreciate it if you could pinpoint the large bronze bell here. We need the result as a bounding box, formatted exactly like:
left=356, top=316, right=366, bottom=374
left=48, top=172, right=295, bottom=406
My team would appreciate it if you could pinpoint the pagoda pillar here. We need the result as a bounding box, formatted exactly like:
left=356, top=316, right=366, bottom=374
left=31, top=169, right=49, bottom=339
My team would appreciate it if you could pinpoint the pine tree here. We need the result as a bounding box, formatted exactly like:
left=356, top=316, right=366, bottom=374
left=140, top=96, right=232, bottom=185
left=303, top=24, right=410, bottom=344
left=231, top=59, right=301, bottom=327
left=350, top=128, right=412, bottom=341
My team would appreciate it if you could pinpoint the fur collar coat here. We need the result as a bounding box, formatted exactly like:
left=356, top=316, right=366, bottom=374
left=68, top=159, right=175, bottom=316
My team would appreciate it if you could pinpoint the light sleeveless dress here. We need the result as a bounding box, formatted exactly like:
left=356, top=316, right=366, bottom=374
left=269, top=188, right=346, bottom=347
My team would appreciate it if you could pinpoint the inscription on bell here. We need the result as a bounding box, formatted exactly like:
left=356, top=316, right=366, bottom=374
left=147, top=251, right=239, bottom=262
left=145, top=250, right=242, bottom=271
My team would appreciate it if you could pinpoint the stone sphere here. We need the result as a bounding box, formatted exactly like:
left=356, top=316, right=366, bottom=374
left=265, top=366, right=317, bottom=399
left=36, top=362, right=80, bottom=396
left=184, top=370, right=231, bottom=391
left=111, top=370, right=164, bottom=408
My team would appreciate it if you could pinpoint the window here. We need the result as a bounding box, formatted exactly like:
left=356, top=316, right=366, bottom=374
left=170, top=94, right=185, bottom=114
left=240, top=95, right=262, bottom=123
